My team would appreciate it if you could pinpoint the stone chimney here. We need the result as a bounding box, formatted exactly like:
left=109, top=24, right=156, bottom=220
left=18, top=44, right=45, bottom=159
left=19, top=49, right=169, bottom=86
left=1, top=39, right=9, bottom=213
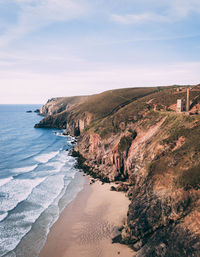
left=186, top=88, right=190, bottom=112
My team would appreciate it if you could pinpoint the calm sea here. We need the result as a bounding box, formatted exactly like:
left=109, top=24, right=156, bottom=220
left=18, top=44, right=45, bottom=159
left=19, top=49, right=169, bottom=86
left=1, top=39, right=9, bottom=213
left=0, top=105, right=85, bottom=257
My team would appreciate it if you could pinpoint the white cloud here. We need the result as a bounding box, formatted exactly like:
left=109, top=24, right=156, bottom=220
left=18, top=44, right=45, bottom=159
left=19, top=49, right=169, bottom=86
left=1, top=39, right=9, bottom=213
left=111, top=0, right=200, bottom=24
left=0, top=0, right=88, bottom=46
left=168, top=0, right=200, bottom=17
left=21, top=0, right=86, bottom=22
left=111, top=13, right=169, bottom=24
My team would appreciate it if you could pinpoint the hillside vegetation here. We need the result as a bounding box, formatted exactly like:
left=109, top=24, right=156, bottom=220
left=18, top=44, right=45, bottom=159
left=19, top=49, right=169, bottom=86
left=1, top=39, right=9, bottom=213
left=35, top=86, right=159, bottom=128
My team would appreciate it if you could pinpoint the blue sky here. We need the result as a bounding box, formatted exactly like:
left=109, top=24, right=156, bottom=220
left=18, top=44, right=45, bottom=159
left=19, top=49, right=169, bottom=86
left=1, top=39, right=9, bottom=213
left=0, top=0, right=200, bottom=103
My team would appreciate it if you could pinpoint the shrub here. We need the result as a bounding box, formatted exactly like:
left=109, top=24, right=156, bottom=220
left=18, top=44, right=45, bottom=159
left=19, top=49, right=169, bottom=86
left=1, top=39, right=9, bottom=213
left=118, top=130, right=137, bottom=153
left=176, top=165, right=200, bottom=190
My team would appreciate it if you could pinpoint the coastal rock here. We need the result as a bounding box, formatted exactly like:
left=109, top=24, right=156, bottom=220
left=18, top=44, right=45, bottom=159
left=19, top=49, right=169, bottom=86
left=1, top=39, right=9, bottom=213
left=39, top=97, right=63, bottom=116
left=35, top=96, right=90, bottom=130
left=75, top=116, right=200, bottom=256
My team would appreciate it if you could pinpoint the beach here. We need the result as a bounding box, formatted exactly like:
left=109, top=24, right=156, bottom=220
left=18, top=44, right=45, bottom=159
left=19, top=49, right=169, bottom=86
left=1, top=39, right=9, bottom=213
left=39, top=177, right=135, bottom=257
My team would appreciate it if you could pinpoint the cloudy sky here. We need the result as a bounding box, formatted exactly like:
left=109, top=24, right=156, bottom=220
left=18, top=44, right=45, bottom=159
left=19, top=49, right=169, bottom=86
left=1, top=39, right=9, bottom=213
left=1, top=0, right=200, bottom=103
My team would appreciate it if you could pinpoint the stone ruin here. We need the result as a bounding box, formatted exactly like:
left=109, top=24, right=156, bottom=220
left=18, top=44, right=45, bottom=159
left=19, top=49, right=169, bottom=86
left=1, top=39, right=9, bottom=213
left=176, top=88, right=190, bottom=112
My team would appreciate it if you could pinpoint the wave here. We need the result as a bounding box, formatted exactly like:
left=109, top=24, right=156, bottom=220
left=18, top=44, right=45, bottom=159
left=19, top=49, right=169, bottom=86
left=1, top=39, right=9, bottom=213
left=54, top=131, right=66, bottom=137
left=11, top=165, right=38, bottom=174
left=15, top=173, right=84, bottom=257
left=0, top=175, right=66, bottom=257
left=19, top=137, right=59, bottom=163
left=11, top=151, right=74, bottom=179
left=0, top=177, right=13, bottom=187
left=0, top=211, right=8, bottom=222
left=0, top=177, right=46, bottom=214
left=45, top=151, right=69, bottom=172
left=0, top=109, right=80, bottom=257
left=46, top=161, right=65, bottom=174
left=34, top=151, right=59, bottom=163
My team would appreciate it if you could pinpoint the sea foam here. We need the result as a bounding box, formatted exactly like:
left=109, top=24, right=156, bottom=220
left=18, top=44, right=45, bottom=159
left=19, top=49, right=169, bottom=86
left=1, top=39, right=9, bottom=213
left=0, top=177, right=46, bottom=213
left=11, top=164, right=38, bottom=174
left=0, top=177, right=13, bottom=187
left=0, top=175, right=66, bottom=256
left=34, top=151, right=59, bottom=163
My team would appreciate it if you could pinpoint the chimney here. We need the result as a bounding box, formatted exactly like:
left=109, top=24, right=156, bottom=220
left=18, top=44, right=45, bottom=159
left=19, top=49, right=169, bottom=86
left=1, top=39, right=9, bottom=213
left=186, top=88, right=190, bottom=112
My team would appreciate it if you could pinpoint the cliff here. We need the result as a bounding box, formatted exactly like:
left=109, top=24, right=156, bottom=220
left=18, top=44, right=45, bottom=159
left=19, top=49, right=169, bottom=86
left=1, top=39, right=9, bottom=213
left=35, top=95, right=89, bottom=129
left=35, top=85, right=200, bottom=256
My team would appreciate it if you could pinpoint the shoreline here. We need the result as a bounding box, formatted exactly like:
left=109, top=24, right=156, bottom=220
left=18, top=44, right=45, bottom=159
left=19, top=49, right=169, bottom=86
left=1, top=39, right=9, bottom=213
left=39, top=176, right=135, bottom=257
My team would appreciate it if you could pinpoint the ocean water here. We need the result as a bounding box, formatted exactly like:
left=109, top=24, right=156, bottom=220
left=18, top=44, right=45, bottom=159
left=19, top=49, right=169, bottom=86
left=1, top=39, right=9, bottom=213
left=0, top=105, right=85, bottom=257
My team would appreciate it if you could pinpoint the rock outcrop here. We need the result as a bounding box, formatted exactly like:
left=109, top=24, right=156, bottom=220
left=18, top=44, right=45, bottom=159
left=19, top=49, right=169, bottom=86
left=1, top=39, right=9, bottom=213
left=35, top=95, right=89, bottom=129
left=39, top=97, right=62, bottom=116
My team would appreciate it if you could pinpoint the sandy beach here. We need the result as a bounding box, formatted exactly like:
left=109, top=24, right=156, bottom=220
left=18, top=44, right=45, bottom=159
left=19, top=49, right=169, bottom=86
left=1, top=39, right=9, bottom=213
left=39, top=177, right=135, bottom=257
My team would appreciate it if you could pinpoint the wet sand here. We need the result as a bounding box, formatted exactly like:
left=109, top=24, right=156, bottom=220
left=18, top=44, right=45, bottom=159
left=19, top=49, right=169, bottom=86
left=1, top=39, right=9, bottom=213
left=39, top=178, right=135, bottom=257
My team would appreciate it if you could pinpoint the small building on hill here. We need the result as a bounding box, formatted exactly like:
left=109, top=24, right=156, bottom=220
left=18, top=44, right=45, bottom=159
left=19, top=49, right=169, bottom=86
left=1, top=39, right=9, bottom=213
left=177, top=99, right=186, bottom=112
left=176, top=87, right=190, bottom=112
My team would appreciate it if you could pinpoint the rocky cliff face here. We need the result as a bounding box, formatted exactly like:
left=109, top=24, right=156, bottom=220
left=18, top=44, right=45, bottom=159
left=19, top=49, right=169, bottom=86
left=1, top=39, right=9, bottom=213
left=35, top=86, right=200, bottom=256
left=76, top=115, right=200, bottom=257
left=40, top=97, right=63, bottom=116
left=35, top=95, right=89, bottom=129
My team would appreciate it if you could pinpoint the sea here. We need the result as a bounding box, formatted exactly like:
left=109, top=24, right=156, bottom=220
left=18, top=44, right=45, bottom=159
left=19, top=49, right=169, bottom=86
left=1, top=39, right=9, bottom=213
left=0, top=104, right=85, bottom=257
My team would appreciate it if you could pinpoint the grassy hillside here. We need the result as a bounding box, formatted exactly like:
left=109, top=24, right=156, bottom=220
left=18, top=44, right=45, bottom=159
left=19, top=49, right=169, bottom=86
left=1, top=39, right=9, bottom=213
left=87, top=86, right=200, bottom=137
left=72, top=87, right=157, bottom=119
left=36, top=85, right=200, bottom=138
left=36, top=86, right=159, bottom=128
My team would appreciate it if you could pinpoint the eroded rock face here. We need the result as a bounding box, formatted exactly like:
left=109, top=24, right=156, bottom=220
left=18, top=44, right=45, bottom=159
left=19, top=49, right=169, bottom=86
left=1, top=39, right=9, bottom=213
left=40, top=97, right=62, bottom=116
left=75, top=118, right=200, bottom=257
left=136, top=224, right=200, bottom=257
left=122, top=186, right=199, bottom=256
left=35, top=96, right=90, bottom=129
left=65, top=112, right=92, bottom=136
left=77, top=118, right=166, bottom=181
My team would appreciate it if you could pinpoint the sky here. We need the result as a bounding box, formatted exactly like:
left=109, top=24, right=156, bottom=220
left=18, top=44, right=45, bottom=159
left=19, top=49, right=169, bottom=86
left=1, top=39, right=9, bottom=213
left=1, top=0, right=200, bottom=103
